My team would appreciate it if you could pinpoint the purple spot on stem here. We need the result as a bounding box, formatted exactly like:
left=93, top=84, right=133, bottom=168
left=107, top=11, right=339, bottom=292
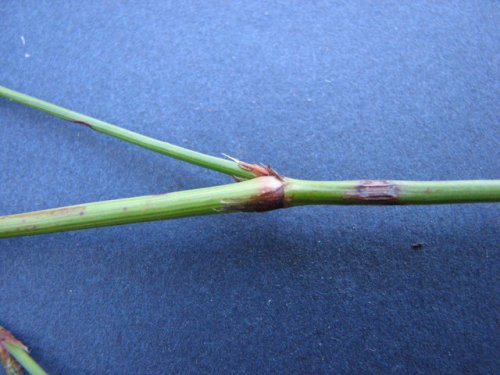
left=73, top=120, right=93, bottom=129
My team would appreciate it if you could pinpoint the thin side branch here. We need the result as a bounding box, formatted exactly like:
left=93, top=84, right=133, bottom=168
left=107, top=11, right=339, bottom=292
left=0, top=85, right=257, bottom=179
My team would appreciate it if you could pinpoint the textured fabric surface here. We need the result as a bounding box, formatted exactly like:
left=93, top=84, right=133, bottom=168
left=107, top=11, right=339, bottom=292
left=0, top=2, right=499, bottom=374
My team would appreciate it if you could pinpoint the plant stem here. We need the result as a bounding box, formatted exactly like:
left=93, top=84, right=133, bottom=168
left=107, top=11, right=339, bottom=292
left=0, top=85, right=256, bottom=179
left=1, top=178, right=498, bottom=238
left=286, top=179, right=500, bottom=205
left=0, top=177, right=278, bottom=238
left=5, top=344, right=47, bottom=375
left=1, top=85, right=499, bottom=239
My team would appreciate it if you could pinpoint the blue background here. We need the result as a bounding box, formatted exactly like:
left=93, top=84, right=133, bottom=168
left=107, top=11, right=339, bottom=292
left=1, top=1, right=499, bottom=374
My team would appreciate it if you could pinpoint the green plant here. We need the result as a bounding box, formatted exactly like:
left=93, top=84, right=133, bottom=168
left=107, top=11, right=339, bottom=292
left=1, top=85, right=499, bottom=239
left=0, top=327, right=47, bottom=375
left=1, top=85, right=499, bottom=373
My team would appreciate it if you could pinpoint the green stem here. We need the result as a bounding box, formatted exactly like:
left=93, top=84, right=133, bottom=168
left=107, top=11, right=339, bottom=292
left=0, top=85, right=255, bottom=179
left=286, top=179, right=500, bottom=205
left=1, top=178, right=498, bottom=238
left=5, top=343, right=47, bottom=375
left=0, top=177, right=276, bottom=238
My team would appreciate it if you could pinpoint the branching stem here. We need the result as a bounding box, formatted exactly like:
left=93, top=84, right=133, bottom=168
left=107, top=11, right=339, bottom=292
left=1, top=85, right=499, bottom=238
left=1, top=177, right=498, bottom=238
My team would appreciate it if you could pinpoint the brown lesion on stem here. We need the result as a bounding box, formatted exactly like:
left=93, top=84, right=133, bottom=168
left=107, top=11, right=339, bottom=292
left=0, top=326, right=28, bottom=375
left=72, top=120, right=94, bottom=129
left=222, top=176, right=290, bottom=212
left=344, top=180, right=402, bottom=205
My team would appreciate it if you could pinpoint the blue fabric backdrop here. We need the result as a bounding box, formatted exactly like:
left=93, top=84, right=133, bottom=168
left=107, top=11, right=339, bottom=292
left=1, top=2, right=498, bottom=374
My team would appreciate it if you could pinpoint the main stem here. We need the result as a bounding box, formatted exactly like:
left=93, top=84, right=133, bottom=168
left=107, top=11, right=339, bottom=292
left=1, top=177, right=498, bottom=238
left=0, top=177, right=279, bottom=238
left=0, top=85, right=256, bottom=179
